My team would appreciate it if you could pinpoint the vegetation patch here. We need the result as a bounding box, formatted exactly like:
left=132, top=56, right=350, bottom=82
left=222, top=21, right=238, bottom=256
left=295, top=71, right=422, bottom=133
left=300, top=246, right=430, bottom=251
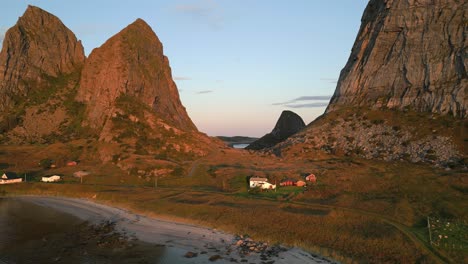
left=428, top=217, right=467, bottom=250
left=282, top=206, right=330, bottom=216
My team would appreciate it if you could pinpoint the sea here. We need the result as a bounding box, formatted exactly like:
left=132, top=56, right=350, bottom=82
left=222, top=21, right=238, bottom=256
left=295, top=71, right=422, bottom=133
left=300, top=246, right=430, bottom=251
left=0, top=198, right=168, bottom=263
left=232, top=144, right=249, bottom=149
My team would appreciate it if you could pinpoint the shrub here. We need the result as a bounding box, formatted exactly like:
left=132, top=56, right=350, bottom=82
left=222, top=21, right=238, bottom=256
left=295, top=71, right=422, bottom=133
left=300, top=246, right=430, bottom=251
left=39, top=159, right=53, bottom=169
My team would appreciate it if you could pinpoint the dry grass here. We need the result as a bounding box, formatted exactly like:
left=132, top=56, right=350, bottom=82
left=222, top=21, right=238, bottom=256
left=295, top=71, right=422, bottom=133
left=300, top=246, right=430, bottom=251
left=1, top=144, right=466, bottom=263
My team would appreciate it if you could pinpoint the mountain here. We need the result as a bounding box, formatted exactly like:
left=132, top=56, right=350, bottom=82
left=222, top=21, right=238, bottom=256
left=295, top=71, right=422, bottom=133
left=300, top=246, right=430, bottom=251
left=275, top=0, right=467, bottom=167
left=327, top=0, right=467, bottom=118
left=76, top=19, right=196, bottom=135
left=0, top=5, right=85, bottom=112
left=246, top=110, right=305, bottom=150
left=74, top=18, right=217, bottom=165
left=0, top=5, right=85, bottom=143
left=0, top=6, right=217, bottom=170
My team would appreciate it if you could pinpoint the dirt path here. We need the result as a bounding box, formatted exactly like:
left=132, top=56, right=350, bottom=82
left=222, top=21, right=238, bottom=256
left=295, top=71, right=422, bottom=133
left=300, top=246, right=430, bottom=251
left=186, top=150, right=219, bottom=177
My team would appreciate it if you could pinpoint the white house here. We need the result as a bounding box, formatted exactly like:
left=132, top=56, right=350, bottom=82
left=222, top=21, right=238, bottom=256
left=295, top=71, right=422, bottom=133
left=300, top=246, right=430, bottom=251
left=0, top=172, right=23, bottom=185
left=249, top=177, right=276, bottom=190
left=41, top=175, right=62, bottom=183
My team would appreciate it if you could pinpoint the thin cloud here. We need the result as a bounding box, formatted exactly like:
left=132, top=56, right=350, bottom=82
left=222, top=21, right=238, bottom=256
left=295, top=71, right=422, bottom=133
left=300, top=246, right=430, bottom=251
left=196, top=90, right=214, bottom=94
left=285, top=102, right=329, bottom=109
left=292, top=95, right=332, bottom=101
left=272, top=95, right=332, bottom=106
left=174, top=0, right=223, bottom=29
left=174, top=76, right=192, bottom=81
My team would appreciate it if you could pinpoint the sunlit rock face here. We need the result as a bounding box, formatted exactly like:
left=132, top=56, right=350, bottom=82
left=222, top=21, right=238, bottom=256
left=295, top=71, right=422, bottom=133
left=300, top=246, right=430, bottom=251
left=0, top=5, right=85, bottom=112
left=327, top=0, right=467, bottom=118
left=77, top=19, right=196, bottom=133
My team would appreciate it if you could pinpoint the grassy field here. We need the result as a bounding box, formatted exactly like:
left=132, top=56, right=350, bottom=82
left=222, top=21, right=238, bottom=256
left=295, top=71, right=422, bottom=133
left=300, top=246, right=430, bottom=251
left=0, top=144, right=466, bottom=263
left=427, top=217, right=468, bottom=262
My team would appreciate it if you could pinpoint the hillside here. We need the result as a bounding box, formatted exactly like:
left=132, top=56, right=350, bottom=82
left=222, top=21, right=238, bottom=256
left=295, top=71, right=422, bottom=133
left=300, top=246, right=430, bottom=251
left=277, top=0, right=467, bottom=167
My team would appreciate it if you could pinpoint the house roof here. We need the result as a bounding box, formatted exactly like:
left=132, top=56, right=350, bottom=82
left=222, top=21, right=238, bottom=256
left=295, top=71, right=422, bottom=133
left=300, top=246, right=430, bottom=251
left=1, top=172, right=18, bottom=179
left=280, top=178, right=297, bottom=182
left=250, top=177, right=268, bottom=182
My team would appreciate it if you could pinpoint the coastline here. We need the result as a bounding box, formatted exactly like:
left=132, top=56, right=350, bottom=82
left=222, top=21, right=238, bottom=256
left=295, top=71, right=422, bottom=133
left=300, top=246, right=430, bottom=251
left=13, top=195, right=336, bottom=264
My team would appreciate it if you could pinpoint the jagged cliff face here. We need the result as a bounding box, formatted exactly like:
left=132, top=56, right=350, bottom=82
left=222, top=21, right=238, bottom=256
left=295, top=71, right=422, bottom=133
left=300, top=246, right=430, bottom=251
left=327, top=0, right=467, bottom=118
left=0, top=5, right=85, bottom=112
left=76, top=19, right=196, bottom=133
left=247, top=110, right=305, bottom=150
left=276, top=0, right=466, bottom=167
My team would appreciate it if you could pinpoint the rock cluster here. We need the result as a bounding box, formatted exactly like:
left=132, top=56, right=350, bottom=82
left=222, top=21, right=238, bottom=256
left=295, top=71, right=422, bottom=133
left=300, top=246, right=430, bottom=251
left=275, top=111, right=464, bottom=167
left=327, top=0, right=467, bottom=118
left=232, top=235, right=287, bottom=259
left=247, top=110, right=305, bottom=150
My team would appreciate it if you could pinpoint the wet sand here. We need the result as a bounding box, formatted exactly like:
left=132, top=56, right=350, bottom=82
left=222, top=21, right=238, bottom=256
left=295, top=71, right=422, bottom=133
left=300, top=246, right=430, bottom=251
left=12, top=196, right=336, bottom=264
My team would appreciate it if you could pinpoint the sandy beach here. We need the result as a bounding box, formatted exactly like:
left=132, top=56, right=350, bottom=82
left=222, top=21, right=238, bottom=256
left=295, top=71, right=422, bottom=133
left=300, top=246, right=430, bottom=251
left=15, top=196, right=336, bottom=264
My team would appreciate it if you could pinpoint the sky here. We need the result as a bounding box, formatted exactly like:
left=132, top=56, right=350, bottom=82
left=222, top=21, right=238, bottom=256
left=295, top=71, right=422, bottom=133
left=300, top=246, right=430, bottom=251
left=0, top=0, right=369, bottom=137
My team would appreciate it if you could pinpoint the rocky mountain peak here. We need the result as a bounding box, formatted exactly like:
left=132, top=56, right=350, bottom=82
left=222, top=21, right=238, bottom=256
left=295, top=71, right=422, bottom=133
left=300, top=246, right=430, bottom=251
left=276, top=0, right=466, bottom=167
left=76, top=18, right=196, bottom=134
left=246, top=110, right=305, bottom=150
left=326, top=0, right=467, bottom=118
left=0, top=5, right=85, bottom=112
left=271, top=110, right=306, bottom=139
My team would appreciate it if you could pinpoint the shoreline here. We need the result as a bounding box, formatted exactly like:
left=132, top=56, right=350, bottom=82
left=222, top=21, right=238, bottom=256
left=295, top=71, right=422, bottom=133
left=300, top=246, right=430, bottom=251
left=13, top=195, right=336, bottom=264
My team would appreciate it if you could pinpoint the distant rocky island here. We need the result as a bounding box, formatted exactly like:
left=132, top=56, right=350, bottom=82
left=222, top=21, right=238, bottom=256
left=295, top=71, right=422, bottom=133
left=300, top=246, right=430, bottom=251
left=246, top=110, right=305, bottom=150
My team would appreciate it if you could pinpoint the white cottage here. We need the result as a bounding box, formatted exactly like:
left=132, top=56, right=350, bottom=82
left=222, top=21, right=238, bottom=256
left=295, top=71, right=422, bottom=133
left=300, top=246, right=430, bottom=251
left=0, top=172, right=23, bottom=184
left=41, top=175, right=62, bottom=183
left=249, top=177, right=276, bottom=190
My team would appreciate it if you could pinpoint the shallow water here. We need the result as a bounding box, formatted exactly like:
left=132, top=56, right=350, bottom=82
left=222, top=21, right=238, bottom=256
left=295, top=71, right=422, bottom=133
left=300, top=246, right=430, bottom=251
left=0, top=198, right=168, bottom=264
left=232, top=143, right=249, bottom=149
left=0, top=198, right=83, bottom=251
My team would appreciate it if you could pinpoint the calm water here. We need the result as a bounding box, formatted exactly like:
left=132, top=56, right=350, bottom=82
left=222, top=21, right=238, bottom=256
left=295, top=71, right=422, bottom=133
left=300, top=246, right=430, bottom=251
left=233, top=143, right=249, bottom=149
left=0, top=198, right=168, bottom=264
left=0, top=198, right=83, bottom=248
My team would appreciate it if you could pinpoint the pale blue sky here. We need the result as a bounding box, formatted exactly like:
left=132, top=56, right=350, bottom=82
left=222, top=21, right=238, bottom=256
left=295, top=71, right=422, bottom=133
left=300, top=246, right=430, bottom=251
left=0, top=1, right=368, bottom=137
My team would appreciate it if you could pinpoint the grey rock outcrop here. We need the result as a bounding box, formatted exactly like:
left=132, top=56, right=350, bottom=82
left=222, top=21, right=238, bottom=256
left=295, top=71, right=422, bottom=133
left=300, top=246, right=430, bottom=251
left=277, top=0, right=467, bottom=167
left=275, top=112, right=464, bottom=167
left=327, top=0, right=467, bottom=118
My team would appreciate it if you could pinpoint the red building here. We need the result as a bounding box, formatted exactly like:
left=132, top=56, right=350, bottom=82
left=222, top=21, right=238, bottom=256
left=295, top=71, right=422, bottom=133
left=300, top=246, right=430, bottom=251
left=280, top=179, right=295, bottom=186
left=306, top=174, right=316, bottom=183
